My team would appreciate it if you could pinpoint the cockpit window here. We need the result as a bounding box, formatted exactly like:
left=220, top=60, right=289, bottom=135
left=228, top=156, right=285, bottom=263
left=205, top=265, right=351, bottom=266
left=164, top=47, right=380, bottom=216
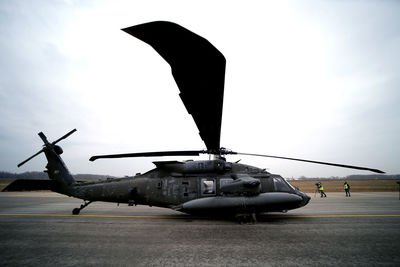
left=273, top=177, right=291, bottom=192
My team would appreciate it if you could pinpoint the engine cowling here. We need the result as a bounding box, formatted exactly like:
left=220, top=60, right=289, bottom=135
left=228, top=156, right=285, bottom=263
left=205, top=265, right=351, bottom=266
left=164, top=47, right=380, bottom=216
left=220, top=174, right=261, bottom=196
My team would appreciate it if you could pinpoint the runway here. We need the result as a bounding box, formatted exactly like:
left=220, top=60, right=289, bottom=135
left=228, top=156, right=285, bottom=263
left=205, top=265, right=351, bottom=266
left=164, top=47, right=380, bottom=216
left=0, top=192, right=399, bottom=266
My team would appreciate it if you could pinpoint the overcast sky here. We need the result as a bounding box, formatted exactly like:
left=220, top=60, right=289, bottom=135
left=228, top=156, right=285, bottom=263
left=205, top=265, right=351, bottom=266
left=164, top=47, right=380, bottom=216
left=0, top=0, right=399, bottom=178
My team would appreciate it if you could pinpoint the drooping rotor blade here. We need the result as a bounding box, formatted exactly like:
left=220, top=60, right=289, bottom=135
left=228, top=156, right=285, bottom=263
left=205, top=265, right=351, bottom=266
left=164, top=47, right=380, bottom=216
left=122, top=21, right=226, bottom=152
left=90, top=150, right=207, bottom=162
left=17, top=149, right=44, bottom=168
left=230, top=152, right=385, bottom=174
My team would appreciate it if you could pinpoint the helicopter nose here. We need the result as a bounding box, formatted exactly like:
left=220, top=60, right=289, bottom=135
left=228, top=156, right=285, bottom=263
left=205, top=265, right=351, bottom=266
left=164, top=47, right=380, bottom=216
left=296, top=191, right=310, bottom=207
left=300, top=193, right=311, bottom=207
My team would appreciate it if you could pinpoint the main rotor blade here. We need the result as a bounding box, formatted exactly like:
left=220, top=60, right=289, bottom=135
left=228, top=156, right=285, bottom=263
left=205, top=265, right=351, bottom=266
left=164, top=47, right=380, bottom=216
left=233, top=152, right=385, bottom=174
left=90, top=150, right=206, bottom=161
left=122, top=21, right=225, bottom=151
left=17, top=149, right=44, bottom=168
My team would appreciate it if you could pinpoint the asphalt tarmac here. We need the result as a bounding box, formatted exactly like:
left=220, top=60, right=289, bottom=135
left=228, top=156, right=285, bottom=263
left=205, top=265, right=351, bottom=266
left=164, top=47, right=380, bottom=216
left=0, top=192, right=399, bottom=266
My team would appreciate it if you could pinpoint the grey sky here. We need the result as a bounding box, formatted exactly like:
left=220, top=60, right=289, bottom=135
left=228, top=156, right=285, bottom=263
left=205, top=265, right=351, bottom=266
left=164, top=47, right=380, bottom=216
left=0, top=0, right=399, bottom=177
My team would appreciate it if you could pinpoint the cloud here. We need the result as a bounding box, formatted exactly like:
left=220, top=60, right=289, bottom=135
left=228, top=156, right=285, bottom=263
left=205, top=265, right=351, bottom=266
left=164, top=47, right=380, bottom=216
left=1, top=0, right=399, bottom=176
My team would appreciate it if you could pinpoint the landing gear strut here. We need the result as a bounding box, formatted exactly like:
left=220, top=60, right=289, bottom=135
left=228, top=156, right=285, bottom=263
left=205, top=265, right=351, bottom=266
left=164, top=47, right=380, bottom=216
left=235, top=213, right=257, bottom=224
left=72, top=201, right=92, bottom=215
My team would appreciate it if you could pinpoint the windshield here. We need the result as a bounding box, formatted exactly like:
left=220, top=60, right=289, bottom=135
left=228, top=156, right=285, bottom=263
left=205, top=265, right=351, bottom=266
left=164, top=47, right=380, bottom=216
left=285, top=180, right=297, bottom=191
left=273, top=177, right=291, bottom=192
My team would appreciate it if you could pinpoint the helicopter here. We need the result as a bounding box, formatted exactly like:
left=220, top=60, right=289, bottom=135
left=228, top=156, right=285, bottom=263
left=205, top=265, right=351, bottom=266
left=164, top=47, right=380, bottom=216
left=18, top=21, right=384, bottom=222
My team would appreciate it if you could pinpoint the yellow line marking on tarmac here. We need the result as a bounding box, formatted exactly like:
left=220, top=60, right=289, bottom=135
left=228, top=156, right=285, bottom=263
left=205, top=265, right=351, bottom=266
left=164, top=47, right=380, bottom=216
left=0, top=213, right=399, bottom=219
left=263, top=214, right=400, bottom=218
left=0, top=213, right=191, bottom=219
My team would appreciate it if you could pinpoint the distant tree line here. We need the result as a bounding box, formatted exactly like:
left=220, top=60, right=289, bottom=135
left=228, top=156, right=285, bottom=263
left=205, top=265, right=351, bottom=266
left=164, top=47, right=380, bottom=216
left=296, top=174, right=400, bottom=180
left=0, top=171, right=116, bottom=180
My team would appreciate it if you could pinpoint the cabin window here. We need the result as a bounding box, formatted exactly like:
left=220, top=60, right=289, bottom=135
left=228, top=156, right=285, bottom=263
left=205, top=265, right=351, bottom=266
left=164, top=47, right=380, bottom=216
left=201, top=178, right=215, bottom=195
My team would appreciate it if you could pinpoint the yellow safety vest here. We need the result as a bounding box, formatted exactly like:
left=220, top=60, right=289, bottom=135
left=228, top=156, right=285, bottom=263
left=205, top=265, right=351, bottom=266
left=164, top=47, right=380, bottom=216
left=344, top=184, right=349, bottom=189
left=319, top=186, right=324, bottom=191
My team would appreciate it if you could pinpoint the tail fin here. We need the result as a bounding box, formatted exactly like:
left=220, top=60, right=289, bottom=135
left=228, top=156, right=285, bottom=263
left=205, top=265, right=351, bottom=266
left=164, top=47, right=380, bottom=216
left=18, top=129, right=77, bottom=196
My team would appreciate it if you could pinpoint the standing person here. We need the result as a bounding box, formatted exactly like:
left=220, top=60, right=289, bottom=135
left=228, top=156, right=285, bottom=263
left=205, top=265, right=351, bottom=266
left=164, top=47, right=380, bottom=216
left=344, top=181, right=351, bottom=197
left=316, top=182, right=327, bottom=197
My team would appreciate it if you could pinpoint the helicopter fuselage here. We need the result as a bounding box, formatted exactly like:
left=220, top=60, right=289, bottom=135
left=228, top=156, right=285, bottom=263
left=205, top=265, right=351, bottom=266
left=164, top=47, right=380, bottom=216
left=71, top=159, right=310, bottom=215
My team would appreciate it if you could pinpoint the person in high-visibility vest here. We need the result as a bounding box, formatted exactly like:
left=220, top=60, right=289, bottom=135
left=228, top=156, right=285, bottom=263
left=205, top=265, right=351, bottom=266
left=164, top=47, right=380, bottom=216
left=316, top=182, right=327, bottom=197
left=344, top=181, right=351, bottom=197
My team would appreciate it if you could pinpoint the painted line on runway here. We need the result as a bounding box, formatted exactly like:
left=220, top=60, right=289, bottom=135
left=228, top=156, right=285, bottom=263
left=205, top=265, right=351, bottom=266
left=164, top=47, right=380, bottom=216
left=0, top=213, right=193, bottom=219
left=0, top=213, right=399, bottom=219
left=262, top=214, right=400, bottom=218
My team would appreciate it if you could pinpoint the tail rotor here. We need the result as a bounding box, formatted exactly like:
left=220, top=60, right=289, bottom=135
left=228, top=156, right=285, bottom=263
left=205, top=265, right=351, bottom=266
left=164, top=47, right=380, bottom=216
left=17, top=129, right=77, bottom=168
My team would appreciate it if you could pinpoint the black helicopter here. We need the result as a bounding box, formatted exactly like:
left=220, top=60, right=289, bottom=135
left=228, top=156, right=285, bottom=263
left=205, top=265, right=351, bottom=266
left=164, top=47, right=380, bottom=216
left=18, top=21, right=384, bottom=221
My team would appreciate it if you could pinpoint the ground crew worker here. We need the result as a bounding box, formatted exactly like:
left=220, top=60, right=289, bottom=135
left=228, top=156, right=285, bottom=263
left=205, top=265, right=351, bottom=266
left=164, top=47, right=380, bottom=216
left=344, top=181, right=351, bottom=197
left=316, top=182, right=327, bottom=197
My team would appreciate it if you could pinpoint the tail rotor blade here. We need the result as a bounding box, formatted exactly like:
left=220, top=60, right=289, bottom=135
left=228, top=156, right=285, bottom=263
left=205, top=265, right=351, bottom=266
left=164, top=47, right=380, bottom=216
left=233, top=152, right=385, bottom=174
left=52, top=129, right=77, bottom=145
left=17, top=149, right=44, bottom=168
left=38, top=132, right=50, bottom=145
